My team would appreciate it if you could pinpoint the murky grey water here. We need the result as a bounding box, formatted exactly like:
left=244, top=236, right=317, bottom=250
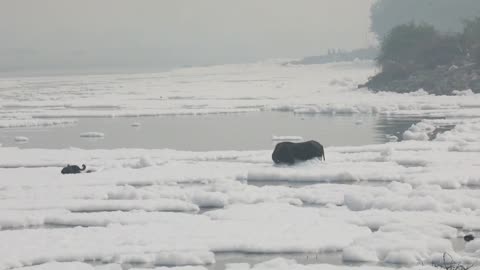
left=246, top=180, right=396, bottom=191
left=209, top=252, right=344, bottom=270
left=0, top=112, right=420, bottom=150
left=101, top=252, right=351, bottom=270
left=86, top=251, right=399, bottom=270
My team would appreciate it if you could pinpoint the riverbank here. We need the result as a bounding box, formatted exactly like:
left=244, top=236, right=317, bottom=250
left=360, top=63, right=480, bottom=95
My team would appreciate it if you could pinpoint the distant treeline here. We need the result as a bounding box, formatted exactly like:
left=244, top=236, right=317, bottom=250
left=371, top=0, right=480, bottom=38
left=362, top=17, right=480, bottom=95
left=293, top=0, right=480, bottom=67
left=291, top=47, right=378, bottom=65
left=378, top=18, right=480, bottom=78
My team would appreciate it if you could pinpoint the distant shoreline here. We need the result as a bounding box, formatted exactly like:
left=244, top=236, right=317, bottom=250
left=0, top=66, right=174, bottom=79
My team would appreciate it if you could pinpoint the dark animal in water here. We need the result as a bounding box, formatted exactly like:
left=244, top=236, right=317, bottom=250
left=272, top=140, right=325, bottom=165
left=464, top=234, right=475, bottom=242
left=61, top=164, right=86, bottom=174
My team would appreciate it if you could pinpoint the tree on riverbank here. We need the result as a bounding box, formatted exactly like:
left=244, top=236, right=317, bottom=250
left=361, top=18, right=480, bottom=95
left=462, top=17, right=480, bottom=65
left=377, top=23, right=462, bottom=76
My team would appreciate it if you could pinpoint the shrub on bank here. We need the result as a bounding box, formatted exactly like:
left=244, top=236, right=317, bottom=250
left=377, top=23, right=436, bottom=73
left=473, top=46, right=480, bottom=65
left=377, top=23, right=462, bottom=73
left=463, top=17, right=480, bottom=65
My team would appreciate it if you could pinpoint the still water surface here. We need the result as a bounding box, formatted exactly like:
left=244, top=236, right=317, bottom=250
left=0, top=112, right=419, bottom=150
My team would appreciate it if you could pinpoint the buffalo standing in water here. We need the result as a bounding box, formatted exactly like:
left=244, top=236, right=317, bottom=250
left=272, top=140, right=325, bottom=165
left=61, top=164, right=86, bottom=174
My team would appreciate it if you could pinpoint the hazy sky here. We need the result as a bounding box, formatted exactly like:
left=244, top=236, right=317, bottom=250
left=0, top=0, right=375, bottom=72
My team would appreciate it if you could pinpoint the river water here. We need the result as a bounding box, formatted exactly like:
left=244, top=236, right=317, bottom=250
left=0, top=112, right=419, bottom=150
left=0, top=112, right=443, bottom=270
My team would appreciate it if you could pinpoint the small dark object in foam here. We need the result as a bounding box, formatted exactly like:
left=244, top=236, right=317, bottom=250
left=61, top=164, right=86, bottom=174
left=464, top=234, right=474, bottom=242
left=272, top=140, right=325, bottom=165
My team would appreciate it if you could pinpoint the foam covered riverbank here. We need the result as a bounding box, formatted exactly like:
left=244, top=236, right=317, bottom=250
left=1, top=61, right=480, bottom=269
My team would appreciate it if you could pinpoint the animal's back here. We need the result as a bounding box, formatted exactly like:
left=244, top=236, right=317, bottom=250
left=296, top=140, right=324, bottom=160
left=61, top=164, right=86, bottom=174
left=272, top=140, right=325, bottom=164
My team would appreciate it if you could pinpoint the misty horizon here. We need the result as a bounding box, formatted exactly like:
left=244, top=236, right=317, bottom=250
left=0, top=0, right=375, bottom=74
